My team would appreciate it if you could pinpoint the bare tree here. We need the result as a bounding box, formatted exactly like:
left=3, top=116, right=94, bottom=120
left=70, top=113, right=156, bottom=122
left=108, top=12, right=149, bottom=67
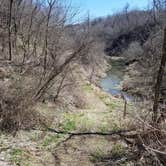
left=35, top=41, right=89, bottom=100
left=8, top=0, right=13, bottom=60
left=43, top=0, right=57, bottom=71
left=152, top=27, right=166, bottom=123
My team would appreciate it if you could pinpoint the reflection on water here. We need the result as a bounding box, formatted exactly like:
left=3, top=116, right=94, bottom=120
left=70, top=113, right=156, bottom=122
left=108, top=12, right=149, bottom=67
left=101, top=59, right=133, bottom=101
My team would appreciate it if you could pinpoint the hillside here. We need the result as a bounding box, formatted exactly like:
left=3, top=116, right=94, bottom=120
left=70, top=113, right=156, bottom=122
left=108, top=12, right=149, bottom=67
left=0, top=62, right=134, bottom=166
left=90, top=8, right=166, bottom=100
left=0, top=0, right=166, bottom=165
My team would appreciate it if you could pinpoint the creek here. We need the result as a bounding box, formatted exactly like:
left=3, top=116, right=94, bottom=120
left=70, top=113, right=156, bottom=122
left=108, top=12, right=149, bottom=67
left=101, top=58, right=133, bottom=102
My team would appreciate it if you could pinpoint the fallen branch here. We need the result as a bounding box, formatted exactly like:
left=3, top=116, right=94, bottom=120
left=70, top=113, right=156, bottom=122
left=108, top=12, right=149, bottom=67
left=44, top=126, right=135, bottom=137
left=143, top=144, right=166, bottom=155
left=40, top=127, right=136, bottom=149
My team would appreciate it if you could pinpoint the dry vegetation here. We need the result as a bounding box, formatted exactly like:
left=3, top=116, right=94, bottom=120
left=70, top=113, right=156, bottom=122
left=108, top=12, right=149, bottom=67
left=88, top=0, right=166, bottom=165
left=0, top=0, right=165, bottom=165
left=0, top=0, right=106, bottom=132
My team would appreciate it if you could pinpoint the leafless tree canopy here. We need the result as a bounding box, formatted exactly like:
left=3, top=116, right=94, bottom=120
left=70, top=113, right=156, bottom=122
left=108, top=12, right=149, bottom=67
left=0, top=0, right=96, bottom=131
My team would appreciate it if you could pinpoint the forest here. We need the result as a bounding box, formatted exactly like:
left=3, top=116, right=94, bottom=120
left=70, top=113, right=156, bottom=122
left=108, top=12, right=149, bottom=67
left=0, top=0, right=165, bottom=165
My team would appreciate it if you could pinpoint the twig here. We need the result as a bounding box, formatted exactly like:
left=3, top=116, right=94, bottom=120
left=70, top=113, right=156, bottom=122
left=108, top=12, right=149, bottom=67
left=143, top=144, right=166, bottom=155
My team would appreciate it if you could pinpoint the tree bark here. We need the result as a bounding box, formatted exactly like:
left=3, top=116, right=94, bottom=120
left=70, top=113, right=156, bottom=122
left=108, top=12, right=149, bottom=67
left=152, top=27, right=166, bottom=122
left=8, top=0, right=13, bottom=61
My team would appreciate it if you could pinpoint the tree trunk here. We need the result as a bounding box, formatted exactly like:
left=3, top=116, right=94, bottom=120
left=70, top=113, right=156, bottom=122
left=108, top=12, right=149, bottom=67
left=8, top=0, right=13, bottom=61
left=152, top=27, right=166, bottom=122
left=43, top=0, right=55, bottom=71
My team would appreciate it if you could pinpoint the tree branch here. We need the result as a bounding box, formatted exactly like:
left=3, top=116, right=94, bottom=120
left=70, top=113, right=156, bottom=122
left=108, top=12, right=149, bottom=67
left=43, top=126, right=135, bottom=137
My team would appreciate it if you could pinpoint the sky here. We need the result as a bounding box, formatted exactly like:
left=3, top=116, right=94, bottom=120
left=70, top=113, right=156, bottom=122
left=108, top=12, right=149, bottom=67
left=72, top=0, right=151, bottom=18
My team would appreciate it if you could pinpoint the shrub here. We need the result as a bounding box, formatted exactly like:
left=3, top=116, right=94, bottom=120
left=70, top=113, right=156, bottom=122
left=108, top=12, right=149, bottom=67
left=0, top=79, right=38, bottom=133
left=90, top=148, right=106, bottom=162
left=111, top=143, right=126, bottom=159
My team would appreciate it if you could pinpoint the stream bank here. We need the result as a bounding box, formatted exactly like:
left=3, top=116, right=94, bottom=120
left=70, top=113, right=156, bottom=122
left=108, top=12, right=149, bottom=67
left=101, top=57, right=133, bottom=102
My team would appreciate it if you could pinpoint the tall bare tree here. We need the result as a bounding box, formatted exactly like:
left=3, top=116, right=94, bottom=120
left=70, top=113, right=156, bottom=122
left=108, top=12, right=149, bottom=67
left=8, top=0, right=13, bottom=60
left=152, top=27, right=166, bottom=123
left=43, top=0, right=57, bottom=71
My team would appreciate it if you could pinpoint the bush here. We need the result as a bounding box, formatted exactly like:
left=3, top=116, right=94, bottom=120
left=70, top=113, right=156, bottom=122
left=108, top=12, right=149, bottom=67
left=111, top=143, right=126, bottom=159
left=0, top=79, right=38, bottom=133
left=90, top=148, right=106, bottom=162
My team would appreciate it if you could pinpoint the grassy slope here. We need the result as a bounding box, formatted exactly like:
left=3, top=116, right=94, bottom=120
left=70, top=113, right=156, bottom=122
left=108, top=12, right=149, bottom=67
left=0, top=66, right=134, bottom=166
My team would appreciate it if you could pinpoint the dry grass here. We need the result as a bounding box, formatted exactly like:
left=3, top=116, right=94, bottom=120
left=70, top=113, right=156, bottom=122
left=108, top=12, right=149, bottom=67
left=0, top=80, right=39, bottom=133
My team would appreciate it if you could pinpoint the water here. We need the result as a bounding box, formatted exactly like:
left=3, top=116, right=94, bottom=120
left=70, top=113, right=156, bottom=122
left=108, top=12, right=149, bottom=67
left=101, top=59, right=132, bottom=101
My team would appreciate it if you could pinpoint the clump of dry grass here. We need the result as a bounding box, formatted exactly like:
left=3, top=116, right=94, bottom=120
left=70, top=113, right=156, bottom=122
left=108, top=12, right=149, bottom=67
left=0, top=79, right=39, bottom=133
